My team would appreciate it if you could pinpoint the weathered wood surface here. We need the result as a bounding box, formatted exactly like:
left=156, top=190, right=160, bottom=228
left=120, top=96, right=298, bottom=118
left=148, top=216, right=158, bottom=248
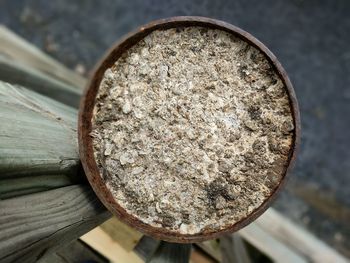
left=190, top=247, right=216, bottom=263
left=220, top=235, right=251, bottom=263
left=146, top=242, right=192, bottom=263
left=0, top=81, right=80, bottom=199
left=196, top=240, right=221, bottom=262
left=0, top=29, right=112, bottom=262
left=195, top=208, right=350, bottom=263
left=38, top=239, right=108, bottom=263
left=254, top=209, right=350, bottom=263
left=0, top=25, right=86, bottom=88
left=100, top=216, right=143, bottom=251
left=134, top=236, right=161, bottom=260
left=0, top=56, right=81, bottom=107
left=0, top=185, right=110, bottom=263
left=0, top=82, right=111, bottom=262
left=81, top=227, right=143, bottom=263
left=239, top=220, right=307, bottom=263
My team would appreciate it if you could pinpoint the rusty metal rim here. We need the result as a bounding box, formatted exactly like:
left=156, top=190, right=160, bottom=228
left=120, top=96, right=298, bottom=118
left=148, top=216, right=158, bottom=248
left=78, top=16, right=301, bottom=243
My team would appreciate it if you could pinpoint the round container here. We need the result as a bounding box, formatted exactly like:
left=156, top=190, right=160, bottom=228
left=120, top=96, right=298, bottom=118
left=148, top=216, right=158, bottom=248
left=78, top=16, right=300, bottom=243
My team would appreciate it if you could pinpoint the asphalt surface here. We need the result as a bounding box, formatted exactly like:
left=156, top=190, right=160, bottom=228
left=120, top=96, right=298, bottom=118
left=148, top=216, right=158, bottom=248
left=1, top=0, right=349, bottom=257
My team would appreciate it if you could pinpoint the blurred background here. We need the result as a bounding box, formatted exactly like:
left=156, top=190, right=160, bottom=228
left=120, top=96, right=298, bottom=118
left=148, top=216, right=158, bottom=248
left=1, top=0, right=349, bottom=258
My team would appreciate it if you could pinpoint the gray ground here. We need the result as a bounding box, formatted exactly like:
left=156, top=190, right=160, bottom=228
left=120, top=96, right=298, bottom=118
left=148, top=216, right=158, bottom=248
left=1, top=0, right=349, bottom=257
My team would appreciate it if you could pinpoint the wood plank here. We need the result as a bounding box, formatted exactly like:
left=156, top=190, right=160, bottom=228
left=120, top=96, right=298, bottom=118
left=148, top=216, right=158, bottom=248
left=0, top=55, right=81, bottom=107
left=220, top=235, right=251, bottom=263
left=239, top=222, right=307, bottom=263
left=190, top=247, right=217, bottom=263
left=0, top=82, right=110, bottom=262
left=254, top=209, right=350, bottom=263
left=0, top=29, right=144, bottom=259
left=38, top=239, right=108, bottom=263
left=0, top=25, right=86, bottom=89
left=196, top=240, right=221, bottom=262
left=0, top=81, right=80, bottom=198
left=0, top=185, right=110, bottom=263
left=134, top=235, right=160, bottom=260
left=147, top=241, right=192, bottom=263
left=0, top=28, right=114, bottom=263
left=100, top=217, right=143, bottom=251
left=81, top=227, right=143, bottom=263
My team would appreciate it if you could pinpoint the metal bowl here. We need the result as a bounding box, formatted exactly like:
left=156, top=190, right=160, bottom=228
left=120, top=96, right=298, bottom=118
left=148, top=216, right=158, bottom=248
left=78, top=16, right=300, bottom=243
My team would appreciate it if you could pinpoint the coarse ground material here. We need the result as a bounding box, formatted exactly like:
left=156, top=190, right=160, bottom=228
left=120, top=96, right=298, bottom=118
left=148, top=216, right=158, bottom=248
left=91, top=27, right=294, bottom=235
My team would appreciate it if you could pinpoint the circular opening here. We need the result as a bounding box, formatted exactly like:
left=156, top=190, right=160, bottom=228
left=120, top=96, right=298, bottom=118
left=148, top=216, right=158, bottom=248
left=78, top=16, right=300, bottom=243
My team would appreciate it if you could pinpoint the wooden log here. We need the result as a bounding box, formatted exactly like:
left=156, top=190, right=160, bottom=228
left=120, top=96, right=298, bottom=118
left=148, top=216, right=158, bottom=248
left=253, top=209, right=350, bottom=263
left=195, top=208, right=350, bottom=263
left=0, top=56, right=81, bottom=107
left=0, top=81, right=80, bottom=199
left=239, top=221, right=307, bottom=263
left=0, top=185, right=110, bottom=263
left=0, top=25, right=86, bottom=89
left=0, top=27, right=138, bottom=262
left=0, top=81, right=111, bottom=262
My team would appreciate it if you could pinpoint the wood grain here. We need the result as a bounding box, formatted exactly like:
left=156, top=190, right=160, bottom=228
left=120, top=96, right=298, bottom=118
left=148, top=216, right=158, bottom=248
left=0, top=81, right=80, bottom=198
left=0, top=56, right=81, bottom=107
left=239, top=221, right=307, bottom=263
left=100, top=217, right=143, bottom=251
left=146, top=241, right=192, bottom=263
left=81, top=227, right=143, bottom=263
left=0, top=28, right=109, bottom=262
left=0, top=25, right=86, bottom=89
left=196, top=240, right=221, bottom=262
left=220, top=235, right=251, bottom=263
left=190, top=247, right=216, bottom=263
left=0, top=185, right=110, bottom=263
left=254, top=209, right=350, bottom=263
left=38, top=239, right=108, bottom=263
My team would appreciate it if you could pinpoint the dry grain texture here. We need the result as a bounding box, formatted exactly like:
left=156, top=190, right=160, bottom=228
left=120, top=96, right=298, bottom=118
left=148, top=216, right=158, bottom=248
left=91, top=27, right=294, bottom=234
